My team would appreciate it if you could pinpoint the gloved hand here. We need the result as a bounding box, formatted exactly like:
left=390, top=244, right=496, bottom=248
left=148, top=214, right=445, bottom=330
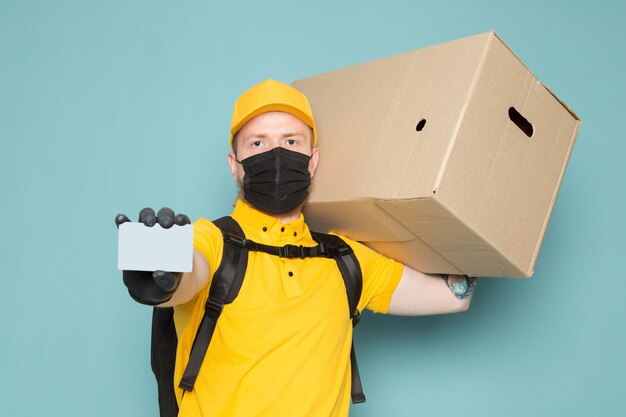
left=440, top=274, right=478, bottom=300
left=115, top=207, right=191, bottom=306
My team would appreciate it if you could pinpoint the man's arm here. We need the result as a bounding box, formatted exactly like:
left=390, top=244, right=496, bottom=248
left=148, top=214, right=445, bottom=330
left=387, top=265, right=477, bottom=316
left=157, top=250, right=210, bottom=307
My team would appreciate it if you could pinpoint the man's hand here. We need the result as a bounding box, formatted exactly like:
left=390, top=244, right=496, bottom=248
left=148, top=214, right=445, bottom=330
left=115, top=207, right=191, bottom=306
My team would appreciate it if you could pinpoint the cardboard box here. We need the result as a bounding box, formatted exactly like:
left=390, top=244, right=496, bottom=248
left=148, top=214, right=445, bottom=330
left=293, top=31, right=580, bottom=278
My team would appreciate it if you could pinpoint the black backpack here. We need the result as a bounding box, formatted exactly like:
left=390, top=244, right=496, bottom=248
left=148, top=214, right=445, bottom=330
left=150, top=216, right=365, bottom=417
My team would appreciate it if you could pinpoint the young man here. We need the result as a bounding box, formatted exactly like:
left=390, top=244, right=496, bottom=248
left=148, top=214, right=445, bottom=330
left=117, top=79, right=477, bottom=417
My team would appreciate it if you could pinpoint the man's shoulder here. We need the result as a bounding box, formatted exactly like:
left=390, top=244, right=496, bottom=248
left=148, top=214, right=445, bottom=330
left=194, top=217, right=222, bottom=229
left=193, top=217, right=225, bottom=243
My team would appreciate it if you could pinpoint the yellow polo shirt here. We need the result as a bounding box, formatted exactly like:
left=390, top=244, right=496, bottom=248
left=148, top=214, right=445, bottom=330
left=173, top=200, right=403, bottom=417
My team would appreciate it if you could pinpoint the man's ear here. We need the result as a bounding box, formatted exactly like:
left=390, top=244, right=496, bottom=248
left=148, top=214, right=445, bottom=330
left=227, top=151, right=239, bottom=181
left=308, top=147, right=320, bottom=178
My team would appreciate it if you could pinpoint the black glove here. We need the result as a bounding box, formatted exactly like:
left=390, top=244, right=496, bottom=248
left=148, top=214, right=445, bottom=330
left=115, top=207, right=191, bottom=306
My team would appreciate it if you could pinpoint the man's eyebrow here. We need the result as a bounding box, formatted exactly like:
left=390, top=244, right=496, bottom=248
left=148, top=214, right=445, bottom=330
left=243, top=133, right=268, bottom=140
left=281, top=131, right=306, bottom=138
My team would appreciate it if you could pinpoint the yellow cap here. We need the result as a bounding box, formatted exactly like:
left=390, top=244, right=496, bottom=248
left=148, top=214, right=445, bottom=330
left=230, top=79, right=316, bottom=148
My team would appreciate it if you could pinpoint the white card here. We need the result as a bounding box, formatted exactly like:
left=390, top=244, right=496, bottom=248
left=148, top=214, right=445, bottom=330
left=117, top=223, right=193, bottom=272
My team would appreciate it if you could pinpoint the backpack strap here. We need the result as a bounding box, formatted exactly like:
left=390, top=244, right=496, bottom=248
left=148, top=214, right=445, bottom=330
left=151, top=307, right=179, bottom=417
left=311, top=232, right=366, bottom=404
left=178, top=216, right=248, bottom=392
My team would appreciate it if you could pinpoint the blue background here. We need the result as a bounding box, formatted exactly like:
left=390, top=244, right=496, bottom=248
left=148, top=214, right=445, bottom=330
left=1, top=1, right=624, bottom=416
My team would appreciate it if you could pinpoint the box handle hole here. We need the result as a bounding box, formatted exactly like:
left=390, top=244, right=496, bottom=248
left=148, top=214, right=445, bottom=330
left=415, top=119, right=427, bottom=132
left=508, top=107, right=533, bottom=137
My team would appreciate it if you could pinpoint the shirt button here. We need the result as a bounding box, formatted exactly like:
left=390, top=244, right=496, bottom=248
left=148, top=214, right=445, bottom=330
left=262, top=227, right=267, bottom=232
left=280, top=227, right=285, bottom=232
left=288, top=271, right=294, bottom=277
left=293, top=232, right=297, bottom=237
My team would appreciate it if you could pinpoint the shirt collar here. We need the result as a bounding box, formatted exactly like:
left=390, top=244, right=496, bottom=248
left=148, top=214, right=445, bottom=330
left=231, top=199, right=308, bottom=240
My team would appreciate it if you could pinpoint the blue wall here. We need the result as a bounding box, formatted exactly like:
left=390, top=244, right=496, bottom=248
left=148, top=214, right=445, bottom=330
left=2, top=1, right=624, bottom=416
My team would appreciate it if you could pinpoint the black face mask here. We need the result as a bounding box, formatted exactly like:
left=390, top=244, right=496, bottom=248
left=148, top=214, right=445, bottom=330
left=237, top=147, right=312, bottom=214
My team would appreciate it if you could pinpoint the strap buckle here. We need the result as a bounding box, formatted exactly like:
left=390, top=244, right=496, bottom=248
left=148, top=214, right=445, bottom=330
left=224, top=233, right=246, bottom=247
left=205, top=297, right=224, bottom=319
left=279, top=244, right=306, bottom=258
left=327, top=245, right=352, bottom=258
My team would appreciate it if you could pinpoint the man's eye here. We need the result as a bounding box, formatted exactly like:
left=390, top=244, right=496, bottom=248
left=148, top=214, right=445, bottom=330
left=252, top=141, right=262, bottom=147
left=287, top=139, right=296, bottom=145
